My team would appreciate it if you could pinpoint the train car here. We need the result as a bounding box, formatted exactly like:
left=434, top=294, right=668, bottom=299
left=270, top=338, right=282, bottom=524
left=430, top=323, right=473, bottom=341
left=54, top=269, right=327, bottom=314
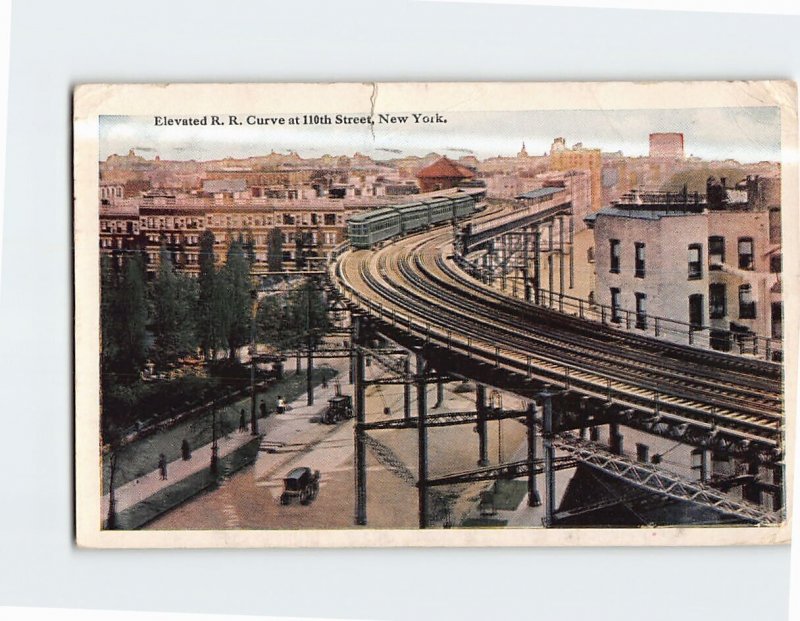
left=395, top=201, right=430, bottom=234
left=347, top=207, right=402, bottom=249
left=452, top=195, right=476, bottom=219
left=347, top=190, right=482, bottom=250
left=424, top=196, right=455, bottom=226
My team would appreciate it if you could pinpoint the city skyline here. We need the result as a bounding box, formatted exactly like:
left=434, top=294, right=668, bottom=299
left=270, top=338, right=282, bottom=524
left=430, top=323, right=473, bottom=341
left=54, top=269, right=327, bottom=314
left=100, top=106, right=781, bottom=165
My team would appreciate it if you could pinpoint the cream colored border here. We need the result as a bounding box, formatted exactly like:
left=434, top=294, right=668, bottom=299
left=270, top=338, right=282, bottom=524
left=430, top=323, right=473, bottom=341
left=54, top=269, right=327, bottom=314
left=75, top=81, right=797, bottom=548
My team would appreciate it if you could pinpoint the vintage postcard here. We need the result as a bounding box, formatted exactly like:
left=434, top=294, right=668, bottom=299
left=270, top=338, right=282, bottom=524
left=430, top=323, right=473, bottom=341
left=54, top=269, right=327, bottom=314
left=74, top=82, right=796, bottom=547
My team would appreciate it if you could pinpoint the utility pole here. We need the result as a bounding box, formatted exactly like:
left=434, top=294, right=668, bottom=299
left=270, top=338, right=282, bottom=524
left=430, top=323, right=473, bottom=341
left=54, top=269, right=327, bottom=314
left=416, top=350, right=429, bottom=529
left=354, top=316, right=367, bottom=525
left=250, top=288, right=259, bottom=435
left=306, top=280, right=314, bottom=406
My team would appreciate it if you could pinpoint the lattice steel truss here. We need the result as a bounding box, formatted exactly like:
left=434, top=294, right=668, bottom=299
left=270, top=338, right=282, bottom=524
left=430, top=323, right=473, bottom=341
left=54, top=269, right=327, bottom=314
left=553, top=433, right=782, bottom=525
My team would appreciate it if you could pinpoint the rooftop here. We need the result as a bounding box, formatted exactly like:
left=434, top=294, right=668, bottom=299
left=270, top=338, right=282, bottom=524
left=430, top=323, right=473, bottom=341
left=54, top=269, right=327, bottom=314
left=585, top=207, right=706, bottom=224
left=515, top=187, right=565, bottom=201
left=416, top=156, right=475, bottom=180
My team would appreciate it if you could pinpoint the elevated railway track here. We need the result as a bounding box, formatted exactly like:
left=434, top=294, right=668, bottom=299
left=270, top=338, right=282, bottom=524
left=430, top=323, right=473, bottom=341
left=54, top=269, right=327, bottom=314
left=331, top=208, right=784, bottom=467
left=329, top=206, right=784, bottom=524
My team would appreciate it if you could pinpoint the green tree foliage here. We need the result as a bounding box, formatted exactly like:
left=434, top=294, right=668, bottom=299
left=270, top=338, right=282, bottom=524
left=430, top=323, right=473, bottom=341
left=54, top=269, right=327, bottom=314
left=290, top=279, right=330, bottom=347
left=197, top=230, right=222, bottom=359
left=243, top=229, right=256, bottom=266
left=219, top=239, right=254, bottom=360
left=257, top=279, right=330, bottom=350
left=268, top=227, right=283, bottom=272
left=256, top=294, right=295, bottom=350
left=101, top=252, right=148, bottom=379
left=150, top=246, right=199, bottom=368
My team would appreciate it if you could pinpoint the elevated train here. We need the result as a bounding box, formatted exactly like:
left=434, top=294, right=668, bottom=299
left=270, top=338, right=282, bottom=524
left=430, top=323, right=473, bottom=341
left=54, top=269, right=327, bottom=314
left=347, top=188, right=485, bottom=249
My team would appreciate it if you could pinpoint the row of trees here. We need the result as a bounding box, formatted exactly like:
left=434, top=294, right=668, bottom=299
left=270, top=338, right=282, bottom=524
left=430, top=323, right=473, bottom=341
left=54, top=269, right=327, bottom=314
left=101, top=230, right=330, bottom=383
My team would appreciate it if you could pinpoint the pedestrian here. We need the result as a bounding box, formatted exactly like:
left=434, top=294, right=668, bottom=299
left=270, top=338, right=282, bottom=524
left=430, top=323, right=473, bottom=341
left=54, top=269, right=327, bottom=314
left=276, top=395, right=286, bottom=415
left=239, top=408, right=247, bottom=432
left=181, top=439, right=192, bottom=460
left=259, top=401, right=267, bottom=418
left=158, top=453, right=168, bottom=480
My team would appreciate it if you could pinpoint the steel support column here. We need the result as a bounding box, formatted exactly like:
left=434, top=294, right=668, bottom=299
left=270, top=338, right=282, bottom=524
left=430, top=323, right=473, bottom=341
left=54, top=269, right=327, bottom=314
left=523, top=227, right=531, bottom=302
left=403, top=355, right=411, bottom=420
left=773, top=464, right=784, bottom=511
left=533, top=226, right=541, bottom=304
left=568, top=216, right=575, bottom=290
left=500, top=234, right=507, bottom=291
left=354, top=321, right=367, bottom=526
left=435, top=378, right=444, bottom=408
left=743, top=457, right=762, bottom=505
left=527, top=402, right=541, bottom=507
left=476, top=384, right=488, bottom=466
left=558, top=216, right=565, bottom=310
left=542, top=391, right=556, bottom=527
left=698, top=447, right=711, bottom=483
left=416, top=351, right=429, bottom=529
left=609, top=421, right=622, bottom=455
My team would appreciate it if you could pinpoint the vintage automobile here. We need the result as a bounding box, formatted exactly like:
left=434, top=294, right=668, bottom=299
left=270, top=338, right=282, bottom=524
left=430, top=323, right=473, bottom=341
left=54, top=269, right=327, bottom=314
left=279, top=467, right=320, bottom=505
left=321, top=394, right=353, bottom=424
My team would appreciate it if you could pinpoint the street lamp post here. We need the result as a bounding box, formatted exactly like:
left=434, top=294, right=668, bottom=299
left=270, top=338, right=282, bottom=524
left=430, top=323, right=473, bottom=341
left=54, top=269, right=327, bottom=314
left=250, top=288, right=259, bottom=435
left=306, top=280, right=314, bottom=406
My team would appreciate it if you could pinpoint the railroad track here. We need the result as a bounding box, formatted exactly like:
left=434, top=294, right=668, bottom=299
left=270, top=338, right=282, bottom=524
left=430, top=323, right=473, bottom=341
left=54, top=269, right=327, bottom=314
left=332, top=213, right=784, bottom=453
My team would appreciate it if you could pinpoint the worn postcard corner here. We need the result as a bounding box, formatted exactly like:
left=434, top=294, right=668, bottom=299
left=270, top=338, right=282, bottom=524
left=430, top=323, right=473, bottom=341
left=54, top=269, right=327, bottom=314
left=73, top=81, right=795, bottom=548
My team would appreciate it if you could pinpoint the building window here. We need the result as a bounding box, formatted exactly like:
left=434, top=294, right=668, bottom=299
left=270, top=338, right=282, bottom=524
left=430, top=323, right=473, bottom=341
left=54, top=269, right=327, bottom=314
left=770, top=253, right=782, bottom=274
left=635, top=292, right=647, bottom=329
left=689, top=294, right=704, bottom=329
left=609, top=239, right=620, bottom=274
left=738, top=237, right=754, bottom=270
left=708, top=235, right=725, bottom=269
left=738, top=284, right=756, bottom=319
left=610, top=287, right=622, bottom=323
left=772, top=302, right=782, bottom=339
left=634, top=242, right=645, bottom=278
left=688, top=244, right=702, bottom=280
left=709, top=283, right=726, bottom=319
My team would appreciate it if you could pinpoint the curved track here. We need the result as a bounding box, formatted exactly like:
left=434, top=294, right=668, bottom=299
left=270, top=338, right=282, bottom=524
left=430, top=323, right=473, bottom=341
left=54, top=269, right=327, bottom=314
left=332, top=212, right=784, bottom=453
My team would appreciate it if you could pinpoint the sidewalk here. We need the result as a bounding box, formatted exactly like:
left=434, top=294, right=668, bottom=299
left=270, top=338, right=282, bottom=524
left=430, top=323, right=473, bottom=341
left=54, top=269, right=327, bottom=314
left=101, top=346, right=347, bottom=521
left=101, top=428, right=256, bottom=517
left=253, top=353, right=356, bottom=489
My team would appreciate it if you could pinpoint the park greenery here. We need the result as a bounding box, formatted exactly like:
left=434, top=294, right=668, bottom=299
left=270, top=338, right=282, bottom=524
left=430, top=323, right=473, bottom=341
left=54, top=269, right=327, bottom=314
left=100, top=231, right=330, bottom=442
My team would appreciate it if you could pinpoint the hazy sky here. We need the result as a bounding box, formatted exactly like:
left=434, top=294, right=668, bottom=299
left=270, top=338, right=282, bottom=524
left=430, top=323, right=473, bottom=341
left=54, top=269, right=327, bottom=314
left=100, top=106, right=781, bottom=164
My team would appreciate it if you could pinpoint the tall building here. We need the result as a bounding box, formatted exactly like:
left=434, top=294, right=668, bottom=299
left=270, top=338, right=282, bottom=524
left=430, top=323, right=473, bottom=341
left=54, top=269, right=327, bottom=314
left=585, top=177, right=781, bottom=358
left=549, top=138, right=602, bottom=213
left=649, top=132, right=685, bottom=159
